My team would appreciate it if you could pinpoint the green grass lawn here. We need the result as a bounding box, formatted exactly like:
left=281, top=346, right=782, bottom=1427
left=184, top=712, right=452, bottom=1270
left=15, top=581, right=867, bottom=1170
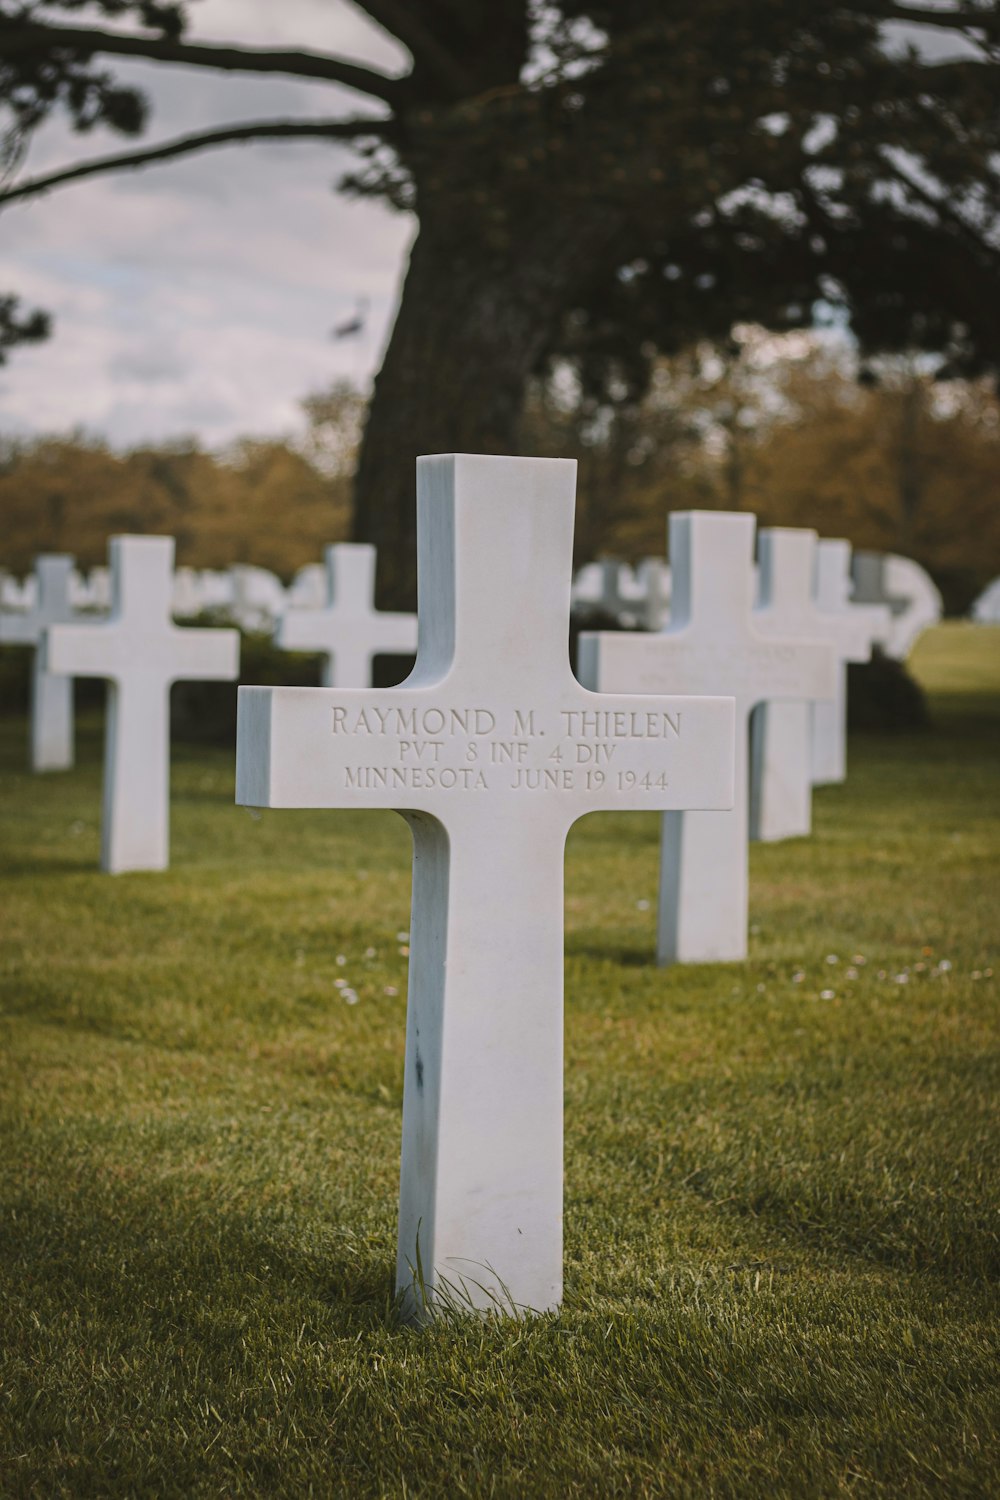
left=1, top=621, right=998, bottom=1498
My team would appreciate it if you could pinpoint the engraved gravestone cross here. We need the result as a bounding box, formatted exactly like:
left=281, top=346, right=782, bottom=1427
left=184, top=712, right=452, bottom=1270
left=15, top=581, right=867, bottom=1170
left=579, top=512, right=836, bottom=963
left=275, top=543, right=417, bottom=687
left=811, top=539, right=892, bottom=786
left=237, top=454, right=735, bottom=1317
left=45, top=536, right=240, bottom=873
left=0, top=554, right=86, bottom=772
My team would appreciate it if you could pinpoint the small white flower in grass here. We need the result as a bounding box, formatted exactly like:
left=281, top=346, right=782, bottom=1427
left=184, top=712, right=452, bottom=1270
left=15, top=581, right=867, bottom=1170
left=894, top=973, right=909, bottom=985
left=792, top=970, right=805, bottom=984
left=826, top=954, right=838, bottom=965
left=845, top=967, right=858, bottom=980
left=384, top=985, right=398, bottom=996
left=636, top=899, right=650, bottom=911
left=396, top=931, right=409, bottom=943
left=334, top=978, right=346, bottom=989
left=820, top=989, right=835, bottom=1000
left=972, top=970, right=982, bottom=980
left=336, top=954, right=347, bottom=967
left=399, top=945, right=410, bottom=957
left=364, top=947, right=376, bottom=959
left=985, top=968, right=994, bottom=979
left=852, top=954, right=867, bottom=966
left=938, top=959, right=952, bottom=973
left=342, top=989, right=359, bottom=1005
left=756, top=983, right=766, bottom=994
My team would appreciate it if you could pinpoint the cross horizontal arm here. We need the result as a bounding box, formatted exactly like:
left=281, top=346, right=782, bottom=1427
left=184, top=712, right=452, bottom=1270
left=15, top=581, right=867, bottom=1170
left=44, top=621, right=128, bottom=680
left=0, top=613, right=37, bottom=645
left=580, top=628, right=837, bottom=713
left=236, top=684, right=735, bottom=822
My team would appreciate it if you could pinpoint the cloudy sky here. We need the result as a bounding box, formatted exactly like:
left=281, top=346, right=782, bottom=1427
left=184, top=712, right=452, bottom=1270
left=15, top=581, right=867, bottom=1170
left=0, top=0, right=415, bottom=447
left=0, top=5, right=979, bottom=452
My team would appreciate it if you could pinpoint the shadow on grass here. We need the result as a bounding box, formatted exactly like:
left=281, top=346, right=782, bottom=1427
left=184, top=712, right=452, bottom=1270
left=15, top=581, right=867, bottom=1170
left=0, top=1163, right=398, bottom=1345
left=1, top=858, right=99, bottom=878
left=565, top=938, right=654, bottom=968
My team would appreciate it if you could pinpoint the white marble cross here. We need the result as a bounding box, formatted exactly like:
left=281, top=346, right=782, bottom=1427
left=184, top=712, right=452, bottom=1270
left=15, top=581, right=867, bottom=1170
left=750, top=528, right=850, bottom=842
left=572, top=559, right=646, bottom=626
left=811, top=540, right=892, bottom=786
left=237, top=455, right=736, bottom=1318
left=852, top=551, right=942, bottom=660
left=636, top=558, right=672, bottom=631
left=0, top=553, right=87, bottom=772
left=275, top=543, right=417, bottom=687
left=579, top=512, right=836, bottom=964
left=45, top=536, right=240, bottom=873
left=228, top=564, right=287, bottom=632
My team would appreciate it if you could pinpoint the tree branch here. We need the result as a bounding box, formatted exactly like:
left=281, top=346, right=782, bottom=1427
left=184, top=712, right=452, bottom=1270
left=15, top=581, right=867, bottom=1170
left=877, top=146, right=998, bottom=254
left=1, top=21, right=408, bottom=106
left=0, top=116, right=393, bottom=206
left=343, top=0, right=468, bottom=98
left=889, top=4, right=1000, bottom=37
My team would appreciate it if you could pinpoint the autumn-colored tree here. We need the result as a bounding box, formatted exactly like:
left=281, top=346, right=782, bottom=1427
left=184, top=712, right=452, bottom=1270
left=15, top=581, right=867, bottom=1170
left=0, top=426, right=349, bottom=577
left=2, top=2, right=999, bottom=603
left=522, top=331, right=1000, bottom=608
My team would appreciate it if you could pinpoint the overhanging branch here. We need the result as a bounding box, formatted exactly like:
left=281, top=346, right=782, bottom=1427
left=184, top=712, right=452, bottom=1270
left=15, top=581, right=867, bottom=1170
left=2, top=20, right=408, bottom=106
left=889, top=4, right=1000, bottom=37
left=877, top=146, right=998, bottom=255
left=0, top=116, right=393, bottom=206
left=344, top=0, right=468, bottom=98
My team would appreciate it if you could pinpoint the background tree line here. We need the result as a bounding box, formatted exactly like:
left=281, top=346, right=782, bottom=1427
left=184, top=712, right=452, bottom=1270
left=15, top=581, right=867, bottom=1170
left=2, top=335, right=996, bottom=612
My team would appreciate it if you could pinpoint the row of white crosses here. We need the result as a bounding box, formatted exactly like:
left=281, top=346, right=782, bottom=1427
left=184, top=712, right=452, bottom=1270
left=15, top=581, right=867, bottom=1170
left=0, top=461, right=896, bottom=1322
left=578, top=518, right=891, bottom=963
left=748, top=530, right=891, bottom=844
left=0, top=540, right=417, bottom=866
left=3, top=519, right=890, bottom=887
left=571, top=557, right=672, bottom=630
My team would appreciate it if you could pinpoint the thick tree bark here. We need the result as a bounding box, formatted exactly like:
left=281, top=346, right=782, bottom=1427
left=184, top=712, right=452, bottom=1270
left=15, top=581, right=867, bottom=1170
left=352, top=198, right=622, bottom=610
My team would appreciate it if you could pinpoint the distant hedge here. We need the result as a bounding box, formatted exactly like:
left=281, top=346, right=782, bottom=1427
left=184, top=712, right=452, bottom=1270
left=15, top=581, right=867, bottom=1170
left=1, top=623, right=931, bottom=747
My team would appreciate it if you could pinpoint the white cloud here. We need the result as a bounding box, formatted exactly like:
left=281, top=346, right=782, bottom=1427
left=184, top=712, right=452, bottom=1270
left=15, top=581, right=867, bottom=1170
left=0, top=0, right=414, bottom=447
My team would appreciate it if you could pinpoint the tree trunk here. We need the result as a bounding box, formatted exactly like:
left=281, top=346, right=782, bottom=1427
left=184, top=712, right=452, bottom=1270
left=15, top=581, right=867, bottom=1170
left=896, top=378, right=923, bottom=557
left=351, top=198, right=621, bottom=610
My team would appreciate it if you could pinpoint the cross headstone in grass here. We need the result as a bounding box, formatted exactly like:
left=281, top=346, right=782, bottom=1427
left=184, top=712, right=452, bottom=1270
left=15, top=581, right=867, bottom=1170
left=578, top=512, right=836, bottom=964
left=236, top=454, right=736, bottom=1318
left=45, top=536, right=240, bottom=874
left=572, top=558, right=646, bottom=626
left=274, top=543, right=418, bottom=687
left=0, top=553, right=91, bottom=773
left=852, top=551, right=942, bottom=660
left=228, top=565, right=287, bottom=632
left=749, top=528, right=845, bottom=843
left=811, top=540, right=892, bottom=787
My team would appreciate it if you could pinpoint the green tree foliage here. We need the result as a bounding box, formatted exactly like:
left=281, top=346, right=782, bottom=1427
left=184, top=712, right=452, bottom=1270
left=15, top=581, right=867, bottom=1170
left=0, top=294, right=50, bottom=365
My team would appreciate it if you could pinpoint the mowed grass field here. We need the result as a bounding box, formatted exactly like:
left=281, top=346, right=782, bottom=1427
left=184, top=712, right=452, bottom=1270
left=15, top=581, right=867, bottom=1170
left=1, top=622, right=998, bottom=1499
